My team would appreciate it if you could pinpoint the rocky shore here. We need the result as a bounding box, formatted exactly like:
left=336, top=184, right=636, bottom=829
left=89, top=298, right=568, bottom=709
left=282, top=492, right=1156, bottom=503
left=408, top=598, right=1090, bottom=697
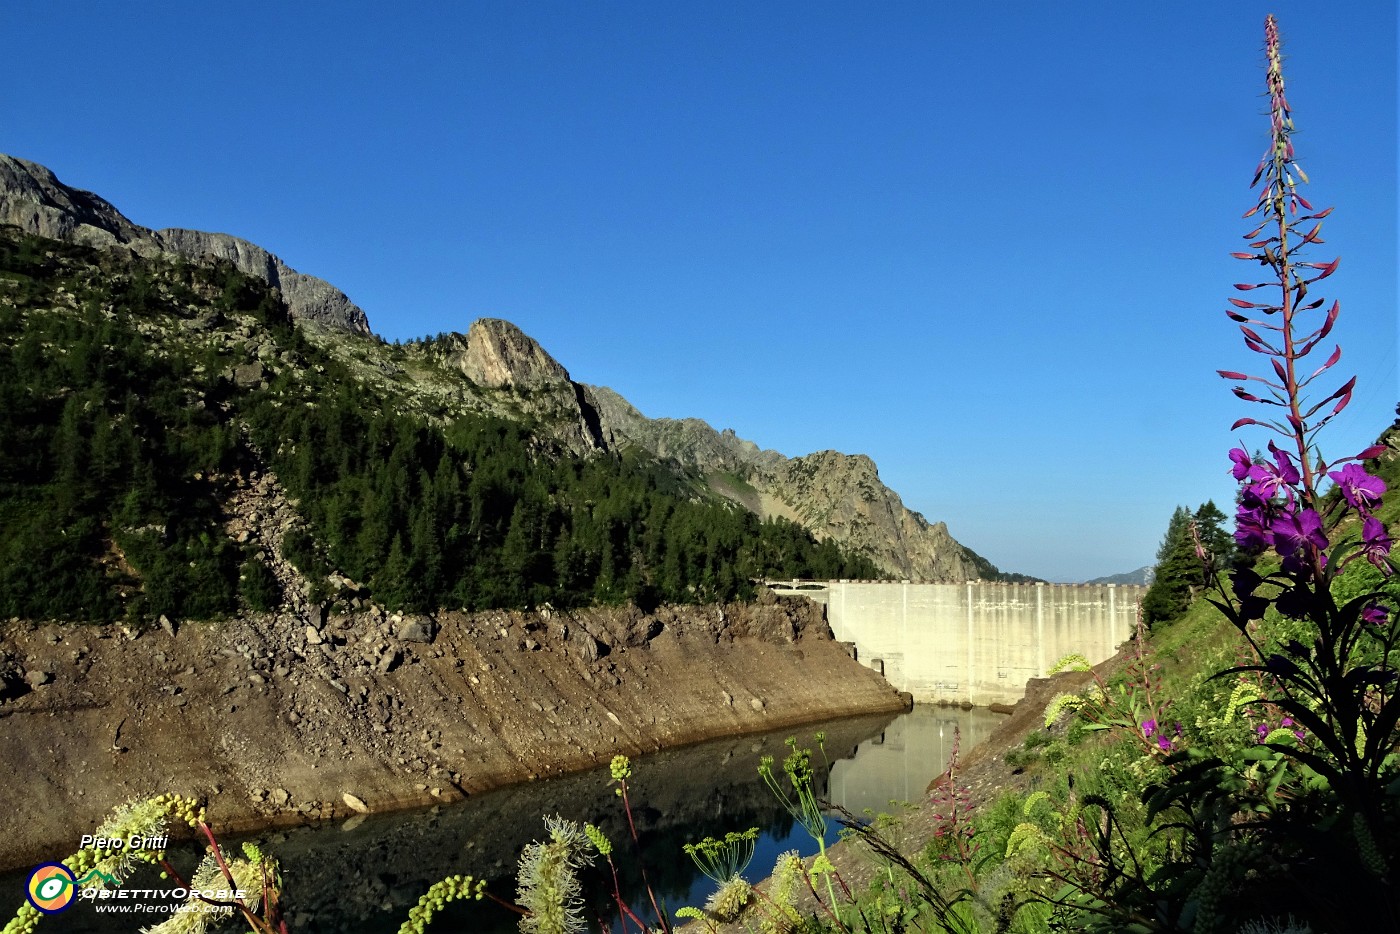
left=0, top=594, right=907, bottom=872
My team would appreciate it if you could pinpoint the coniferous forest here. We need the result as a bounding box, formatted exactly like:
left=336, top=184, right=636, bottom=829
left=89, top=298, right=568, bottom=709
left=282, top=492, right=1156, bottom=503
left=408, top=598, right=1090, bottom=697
left=0, top=228, right=881, bottom=623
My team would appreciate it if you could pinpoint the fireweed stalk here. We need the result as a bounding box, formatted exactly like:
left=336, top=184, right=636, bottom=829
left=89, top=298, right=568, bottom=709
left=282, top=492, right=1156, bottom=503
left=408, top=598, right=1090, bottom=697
left=1217, top=14, right=1390, bottom=562
left=1041, top=19, right=1398, bottom=932
left=1198, top=13, right=1400, bottom=928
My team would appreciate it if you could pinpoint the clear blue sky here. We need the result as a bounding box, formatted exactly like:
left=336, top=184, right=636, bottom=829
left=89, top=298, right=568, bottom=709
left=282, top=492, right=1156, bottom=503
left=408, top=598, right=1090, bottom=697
left=7, top=3, right=1396, bottom=582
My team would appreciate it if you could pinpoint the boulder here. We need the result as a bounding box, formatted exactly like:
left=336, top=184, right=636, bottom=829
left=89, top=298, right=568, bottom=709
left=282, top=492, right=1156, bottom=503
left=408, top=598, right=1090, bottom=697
left=396, top=616, right=437, bottom=644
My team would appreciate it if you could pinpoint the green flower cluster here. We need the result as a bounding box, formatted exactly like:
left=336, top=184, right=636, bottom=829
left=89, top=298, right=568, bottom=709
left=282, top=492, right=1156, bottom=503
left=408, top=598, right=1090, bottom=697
left=397, top=874, right=486, bottom=934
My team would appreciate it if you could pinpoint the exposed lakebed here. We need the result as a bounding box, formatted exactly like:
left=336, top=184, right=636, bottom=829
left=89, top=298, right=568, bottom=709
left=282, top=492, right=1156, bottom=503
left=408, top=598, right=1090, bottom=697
left=2, top=705, right=1000, bottom=932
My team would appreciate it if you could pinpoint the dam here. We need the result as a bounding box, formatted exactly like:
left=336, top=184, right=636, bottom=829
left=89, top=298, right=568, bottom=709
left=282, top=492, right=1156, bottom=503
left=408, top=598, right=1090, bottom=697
left=768, top=580, right=1147, bottom=706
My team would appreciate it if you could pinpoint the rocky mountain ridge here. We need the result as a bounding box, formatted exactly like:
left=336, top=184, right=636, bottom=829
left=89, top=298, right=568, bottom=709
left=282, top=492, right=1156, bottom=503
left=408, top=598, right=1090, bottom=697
left=0, top=152, right=1009, bottom=582
left=0, top=154, right=370, bottom=335
left=413, top=321, right=1002, bottom=580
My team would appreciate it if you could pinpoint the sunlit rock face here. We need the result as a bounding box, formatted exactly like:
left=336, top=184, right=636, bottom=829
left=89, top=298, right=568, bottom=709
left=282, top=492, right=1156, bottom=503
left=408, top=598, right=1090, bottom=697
left=0, top=153, right=371, bottom=335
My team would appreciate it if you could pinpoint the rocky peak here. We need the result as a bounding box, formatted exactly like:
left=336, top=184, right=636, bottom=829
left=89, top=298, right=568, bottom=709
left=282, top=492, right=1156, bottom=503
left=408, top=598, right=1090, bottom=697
left=446, top=318, right=573, bottom=390
left=423, top=319, right=608, bottom=455
left=0, top=154, right=371, bottom=335
left=764, top=451, right=990, bottom=581
left=0, top=154, right=145, bottom=245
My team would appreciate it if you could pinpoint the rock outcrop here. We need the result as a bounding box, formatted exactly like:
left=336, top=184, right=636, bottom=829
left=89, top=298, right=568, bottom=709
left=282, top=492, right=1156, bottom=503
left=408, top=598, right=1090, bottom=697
left=764, top=451, right=993, bottom=580
left=446, top=317, right=571, bottom=390
left=0, top=154, right=371, bottom=335
left=430, top=319, right=610, bottom=453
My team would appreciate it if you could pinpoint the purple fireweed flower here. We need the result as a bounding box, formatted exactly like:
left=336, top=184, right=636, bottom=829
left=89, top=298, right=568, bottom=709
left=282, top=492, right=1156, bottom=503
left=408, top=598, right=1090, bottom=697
left=1361, top=602, right=1391, bottom=626
left=1235, top=503, right=1272, bottom=552
left=1271, top=508, right=1327, bottom=558
left=1329, top=463, right=1386, bottom=513
left=1237, top=485, right=1268, bottom=512
left=1269, top=444, right=1301, bottom=486
left=1246, top=462, right=1296, bottom=502
left=1156, top=735, right=1172, bottom=751
left=1141, top=719, right=1158, bottom=738
left=1230, top=447, right=1255, bottom=481
left=1361, top=516, right=1393, bottom=572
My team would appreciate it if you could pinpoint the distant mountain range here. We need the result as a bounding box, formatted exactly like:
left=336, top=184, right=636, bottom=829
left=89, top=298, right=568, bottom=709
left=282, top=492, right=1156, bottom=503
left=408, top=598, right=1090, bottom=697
left=1084, top=566, right=1155, bottom=586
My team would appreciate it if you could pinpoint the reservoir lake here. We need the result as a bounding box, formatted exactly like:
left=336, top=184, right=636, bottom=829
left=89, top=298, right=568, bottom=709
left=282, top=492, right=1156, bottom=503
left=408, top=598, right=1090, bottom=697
left=4, top=704, right=1001, bottom=932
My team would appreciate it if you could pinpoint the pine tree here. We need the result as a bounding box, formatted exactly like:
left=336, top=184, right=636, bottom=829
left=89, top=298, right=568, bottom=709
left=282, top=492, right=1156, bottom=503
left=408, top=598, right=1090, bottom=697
left=1142, top=506, right=1197, bottom=627
left=1193, top=500, right=1234, bottom=573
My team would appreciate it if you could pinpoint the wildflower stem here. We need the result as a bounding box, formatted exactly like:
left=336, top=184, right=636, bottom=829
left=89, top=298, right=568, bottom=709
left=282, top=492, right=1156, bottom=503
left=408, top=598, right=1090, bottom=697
left=617, top=782, right=670, bottom=932
left=195, top=822, right=276, bottom=934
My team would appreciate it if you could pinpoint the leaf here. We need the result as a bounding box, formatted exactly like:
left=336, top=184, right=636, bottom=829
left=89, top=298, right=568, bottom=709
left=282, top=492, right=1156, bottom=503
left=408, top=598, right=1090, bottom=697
left=1242, top=746, right=1280, bottom=762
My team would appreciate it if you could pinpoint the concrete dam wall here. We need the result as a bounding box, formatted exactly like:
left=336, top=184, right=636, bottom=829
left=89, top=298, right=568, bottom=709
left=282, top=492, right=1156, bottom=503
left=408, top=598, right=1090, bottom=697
left=770, top=580, right=1147, bottom=706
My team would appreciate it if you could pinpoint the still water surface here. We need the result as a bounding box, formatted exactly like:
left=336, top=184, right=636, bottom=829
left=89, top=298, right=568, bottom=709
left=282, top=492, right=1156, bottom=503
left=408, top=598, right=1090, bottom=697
left=5, top=705, right=1000, bottom=932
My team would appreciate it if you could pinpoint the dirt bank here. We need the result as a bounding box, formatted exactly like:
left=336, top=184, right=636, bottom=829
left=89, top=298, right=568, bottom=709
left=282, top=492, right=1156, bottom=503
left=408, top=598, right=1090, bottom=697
left=0, top=594, right=907, bottom=872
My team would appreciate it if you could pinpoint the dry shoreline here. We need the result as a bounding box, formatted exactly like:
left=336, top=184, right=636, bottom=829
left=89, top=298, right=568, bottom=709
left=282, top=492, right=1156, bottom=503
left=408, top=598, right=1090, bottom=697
left=0, top=596, right=908, bottom=872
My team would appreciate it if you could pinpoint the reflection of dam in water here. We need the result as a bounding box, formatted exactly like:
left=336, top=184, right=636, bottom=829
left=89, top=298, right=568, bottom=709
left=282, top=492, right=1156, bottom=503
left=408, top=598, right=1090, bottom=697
left=827, top=705, right=1002, bottom=815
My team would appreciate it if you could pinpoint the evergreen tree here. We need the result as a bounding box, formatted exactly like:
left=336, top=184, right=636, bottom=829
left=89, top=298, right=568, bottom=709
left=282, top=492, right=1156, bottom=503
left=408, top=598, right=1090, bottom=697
left=1193, top=500, right=1234, bottom=573
left=1142, top=505, right=1197, bottom=627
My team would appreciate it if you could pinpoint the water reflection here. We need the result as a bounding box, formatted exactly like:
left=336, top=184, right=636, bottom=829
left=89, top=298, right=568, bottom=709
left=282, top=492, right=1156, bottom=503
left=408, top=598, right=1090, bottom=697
left=2, top=705, right=1002, bottom=933
left=828, top=705, right=1001, bottom=818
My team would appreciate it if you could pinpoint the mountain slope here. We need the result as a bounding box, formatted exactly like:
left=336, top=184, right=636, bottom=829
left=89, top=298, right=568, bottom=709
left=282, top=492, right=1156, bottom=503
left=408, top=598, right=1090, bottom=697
left=0, top=153, right=1017, bottom=588
left=587, top=386, right=1016, bottom=580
